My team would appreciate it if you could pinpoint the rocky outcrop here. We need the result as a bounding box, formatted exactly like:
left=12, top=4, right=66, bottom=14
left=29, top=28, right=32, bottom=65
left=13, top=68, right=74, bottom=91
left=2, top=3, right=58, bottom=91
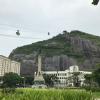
left=9, top=30, right=100, bottom=77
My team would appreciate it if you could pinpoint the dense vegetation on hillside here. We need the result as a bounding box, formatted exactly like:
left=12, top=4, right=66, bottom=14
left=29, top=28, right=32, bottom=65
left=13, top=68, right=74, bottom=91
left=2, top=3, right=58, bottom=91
left=9, top=30, right=100, bottom=76
left=9, top=30, right=100, bottom=59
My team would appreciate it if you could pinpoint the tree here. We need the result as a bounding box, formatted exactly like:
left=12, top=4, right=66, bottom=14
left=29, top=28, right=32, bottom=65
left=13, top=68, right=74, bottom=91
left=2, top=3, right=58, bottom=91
left=93, top=67, right=100, bottom=86
left=25, top=76, right=34, bottom=85
left=2, top=72, right=21, bottom=93
left=92, top=0, right=99, bottom=5
left=84, top=64, right=100, bottom=90
left=84, top=74, right=93, bottom=87
left=72, top=72, right=81, bottom=87
left=43, top=74, right=58, bottom=87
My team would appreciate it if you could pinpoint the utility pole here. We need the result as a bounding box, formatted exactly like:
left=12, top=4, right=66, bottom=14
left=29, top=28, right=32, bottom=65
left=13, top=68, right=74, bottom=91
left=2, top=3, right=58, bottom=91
left=22, top=77, right=25, bottom=88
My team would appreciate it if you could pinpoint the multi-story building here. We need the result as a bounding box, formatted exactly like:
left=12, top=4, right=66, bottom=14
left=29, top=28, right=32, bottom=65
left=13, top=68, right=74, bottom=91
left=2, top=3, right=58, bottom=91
left=43, top=65, right=92, bottom=87
left=0, top=55, right=20, bottom=76
left=34, top=55, right=91, bottom=87
left=11, top=61, right=20, bottom=75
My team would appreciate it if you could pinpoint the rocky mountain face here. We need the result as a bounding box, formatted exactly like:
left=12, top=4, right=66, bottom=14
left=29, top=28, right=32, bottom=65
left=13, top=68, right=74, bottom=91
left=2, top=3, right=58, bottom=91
left=9, top=30, right=100, bottom=77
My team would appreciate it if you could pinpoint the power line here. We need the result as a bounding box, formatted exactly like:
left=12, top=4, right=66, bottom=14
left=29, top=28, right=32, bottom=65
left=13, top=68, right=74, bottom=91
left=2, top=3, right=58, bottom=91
left=0, top=23, right=52, bottom=40
left=0, top=23, right=51, bottom=39
left=0, top=33, right=42, bottom=40
left=0, top=23, right=44, bottom=34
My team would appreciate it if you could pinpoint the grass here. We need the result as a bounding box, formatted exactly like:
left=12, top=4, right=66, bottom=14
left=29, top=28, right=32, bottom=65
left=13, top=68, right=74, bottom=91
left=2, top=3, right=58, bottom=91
left=93, top=92, right=100, bottom=98
left=0, top=88, right=95, bottom=100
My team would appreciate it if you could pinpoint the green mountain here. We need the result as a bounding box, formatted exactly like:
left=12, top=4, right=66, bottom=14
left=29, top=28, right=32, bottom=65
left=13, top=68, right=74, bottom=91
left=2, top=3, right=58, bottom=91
left=9, top=30, right=100, bottom=76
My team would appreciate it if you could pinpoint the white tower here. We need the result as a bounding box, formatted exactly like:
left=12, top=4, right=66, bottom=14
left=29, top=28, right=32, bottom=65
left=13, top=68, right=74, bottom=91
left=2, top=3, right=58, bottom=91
left=34, top=55, right=45, bottom=84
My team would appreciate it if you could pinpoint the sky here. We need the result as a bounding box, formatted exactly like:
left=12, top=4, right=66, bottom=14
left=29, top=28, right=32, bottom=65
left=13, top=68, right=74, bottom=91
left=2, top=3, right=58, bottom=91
left=0, top=0, right=100, bottom=57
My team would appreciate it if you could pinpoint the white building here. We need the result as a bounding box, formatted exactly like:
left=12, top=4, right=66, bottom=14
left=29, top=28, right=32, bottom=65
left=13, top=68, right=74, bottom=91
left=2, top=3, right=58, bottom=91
left=43, top=65, right=92, bottom=87
left=11, top=61, right=20, bottom=75
left=0, top=55, right=20, bottom=76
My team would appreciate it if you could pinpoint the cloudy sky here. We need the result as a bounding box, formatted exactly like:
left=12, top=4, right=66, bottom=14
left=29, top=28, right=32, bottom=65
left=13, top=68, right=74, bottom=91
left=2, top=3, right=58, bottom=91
left=0, top=0, right=100, bottom=57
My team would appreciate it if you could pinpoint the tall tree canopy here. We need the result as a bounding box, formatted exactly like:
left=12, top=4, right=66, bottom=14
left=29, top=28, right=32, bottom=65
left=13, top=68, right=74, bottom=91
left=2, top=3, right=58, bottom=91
left=2, top=72, right=21, bottom=88
left=43, top=74, right=58, bottom=87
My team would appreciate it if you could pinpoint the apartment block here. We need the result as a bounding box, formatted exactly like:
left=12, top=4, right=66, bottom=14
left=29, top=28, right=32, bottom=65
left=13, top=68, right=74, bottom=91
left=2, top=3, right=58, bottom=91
left=0, top=55, right=20, bottom=76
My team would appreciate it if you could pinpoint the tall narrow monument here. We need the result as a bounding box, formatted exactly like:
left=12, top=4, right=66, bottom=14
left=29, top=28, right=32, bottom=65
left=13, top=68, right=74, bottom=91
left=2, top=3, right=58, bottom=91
left=34, top=55, right=45, bottom=84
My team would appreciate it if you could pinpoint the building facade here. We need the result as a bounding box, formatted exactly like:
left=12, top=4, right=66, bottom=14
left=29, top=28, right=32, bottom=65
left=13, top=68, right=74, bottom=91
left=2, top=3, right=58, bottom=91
left=0, top=55, right=20, bottom=76
left=43, top=65, right=92, bottom=87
